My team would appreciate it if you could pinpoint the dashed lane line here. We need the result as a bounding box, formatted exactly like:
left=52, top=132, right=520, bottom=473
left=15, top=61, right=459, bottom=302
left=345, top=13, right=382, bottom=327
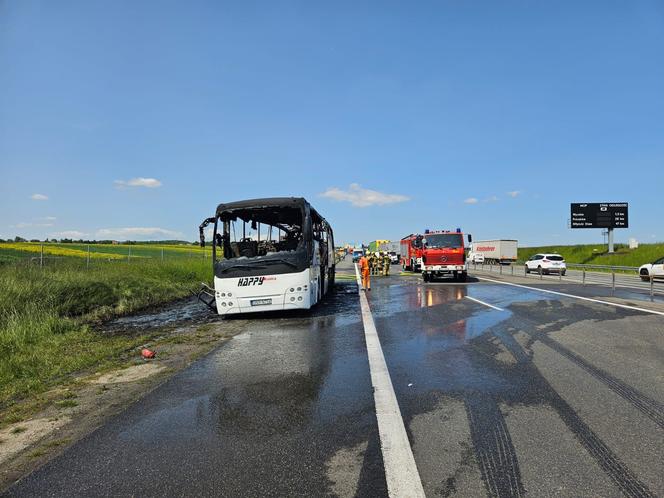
left=354, top=264, right=426, bottom=498
left=476, top=276, right=664, bottom=317
left=465, top=295, right=505, bottom=312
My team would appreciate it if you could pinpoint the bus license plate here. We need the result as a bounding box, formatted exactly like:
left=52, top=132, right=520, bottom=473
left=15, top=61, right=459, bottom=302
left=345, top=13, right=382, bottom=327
left=250, top=299, right=272, bottom=306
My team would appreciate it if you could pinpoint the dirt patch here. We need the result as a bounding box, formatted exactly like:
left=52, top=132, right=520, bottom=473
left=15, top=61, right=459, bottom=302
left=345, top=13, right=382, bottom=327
left=0, top=312, right=244, bottom=492
left=91, top=363, right=167, bottom=384
left=0, top=417, right=71, bottom=467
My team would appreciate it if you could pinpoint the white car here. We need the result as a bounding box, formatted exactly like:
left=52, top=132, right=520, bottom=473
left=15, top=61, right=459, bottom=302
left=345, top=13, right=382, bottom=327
left=525, top=253, right=566, bottom=275
left=639, top=257, right=664, bottom=281
left=469, top=252, right=484, bottom=263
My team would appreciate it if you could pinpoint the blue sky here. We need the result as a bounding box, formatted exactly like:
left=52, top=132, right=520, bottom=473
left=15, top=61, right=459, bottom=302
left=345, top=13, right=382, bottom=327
left=1, top=0, right=663, bottom=246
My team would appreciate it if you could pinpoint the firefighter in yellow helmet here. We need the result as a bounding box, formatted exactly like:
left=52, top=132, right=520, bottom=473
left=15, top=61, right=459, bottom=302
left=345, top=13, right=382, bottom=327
left=382, top=252, right=391, bottom=276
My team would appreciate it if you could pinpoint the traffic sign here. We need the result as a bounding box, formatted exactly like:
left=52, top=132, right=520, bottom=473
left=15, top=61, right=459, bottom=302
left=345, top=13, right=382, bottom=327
left=570, top=203, right=628, bottom=229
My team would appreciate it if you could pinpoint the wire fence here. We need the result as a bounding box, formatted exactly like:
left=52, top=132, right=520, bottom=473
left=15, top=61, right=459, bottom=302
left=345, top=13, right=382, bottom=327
left=1, top=243, right=213, bottom=270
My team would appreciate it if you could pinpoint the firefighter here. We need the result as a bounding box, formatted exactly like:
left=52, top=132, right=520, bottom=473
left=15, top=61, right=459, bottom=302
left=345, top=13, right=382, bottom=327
left=369, top=252, right=377, bottom=276
left=374, top=252, right=383, bottom=276
left=383, top=252, right=391, bottom=276
left=359, top=253, right=371, bottom=291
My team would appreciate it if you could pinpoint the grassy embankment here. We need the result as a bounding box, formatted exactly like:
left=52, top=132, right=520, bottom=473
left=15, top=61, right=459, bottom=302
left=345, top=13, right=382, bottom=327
left=517, top=242, right=664, bottom=267
left=0, top=243, right=213, bottom=423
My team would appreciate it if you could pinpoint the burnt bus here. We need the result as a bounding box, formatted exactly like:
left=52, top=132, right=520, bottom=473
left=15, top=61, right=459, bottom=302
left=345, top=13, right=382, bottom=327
left=199, top=197, right=335, bottom=315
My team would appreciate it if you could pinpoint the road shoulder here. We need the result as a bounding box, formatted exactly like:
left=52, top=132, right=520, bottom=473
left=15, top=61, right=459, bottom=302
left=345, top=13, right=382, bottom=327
left=0, top=318, right=239, bottom=491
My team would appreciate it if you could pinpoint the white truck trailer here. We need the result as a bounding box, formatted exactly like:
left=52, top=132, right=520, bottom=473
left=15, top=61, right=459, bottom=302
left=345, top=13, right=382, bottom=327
left=379, top=241, right=401, bottom=264
left=469, top=240, right=518, bottom=265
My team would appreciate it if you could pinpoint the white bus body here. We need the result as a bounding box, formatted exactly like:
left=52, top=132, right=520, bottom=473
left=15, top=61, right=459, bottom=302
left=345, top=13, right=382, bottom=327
left=199, top=197, right=334, bottom=316
left=213, top=268, right=321, bottom=315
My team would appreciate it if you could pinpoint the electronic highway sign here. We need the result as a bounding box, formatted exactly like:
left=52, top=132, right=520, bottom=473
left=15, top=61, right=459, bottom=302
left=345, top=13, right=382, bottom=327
left=570, top=203, right=628, bottom=229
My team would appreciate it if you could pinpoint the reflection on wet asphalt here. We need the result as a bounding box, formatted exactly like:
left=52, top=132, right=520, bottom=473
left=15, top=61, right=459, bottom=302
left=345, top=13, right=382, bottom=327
left=369, top=273, right=664, bottom=498
left=4, top=261, right=664, bottom=497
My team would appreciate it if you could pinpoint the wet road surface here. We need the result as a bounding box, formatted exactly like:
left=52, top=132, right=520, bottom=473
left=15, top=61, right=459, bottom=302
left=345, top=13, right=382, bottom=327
left=4, top=260, right=664, bottom=497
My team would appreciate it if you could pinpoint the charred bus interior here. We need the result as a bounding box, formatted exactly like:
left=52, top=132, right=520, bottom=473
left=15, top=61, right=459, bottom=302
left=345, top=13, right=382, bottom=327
left=199, top=197, right=333, bottom=280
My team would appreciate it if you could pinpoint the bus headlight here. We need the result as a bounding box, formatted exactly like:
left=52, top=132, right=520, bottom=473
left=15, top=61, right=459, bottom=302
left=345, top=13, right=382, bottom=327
left=297, top=287, right=302, bottom=291
left=221, top=302, right=227, bottom=307
left=227, top=292, right=232, bottom=297
left=290, top=288, right=295, bottom=292
left=290, top=297, right=295, bottom=302
left=297, top=297, right=303, bottom=301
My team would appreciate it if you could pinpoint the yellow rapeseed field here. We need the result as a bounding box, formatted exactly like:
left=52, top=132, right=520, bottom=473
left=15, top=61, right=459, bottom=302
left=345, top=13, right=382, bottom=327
left=2, top=242, right=126, bottom=259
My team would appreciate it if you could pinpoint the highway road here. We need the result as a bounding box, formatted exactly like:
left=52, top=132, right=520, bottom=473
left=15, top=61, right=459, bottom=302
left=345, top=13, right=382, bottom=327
left=4, top=259, right=664, bottom=497
left=470, top=263, right=664, bottom=300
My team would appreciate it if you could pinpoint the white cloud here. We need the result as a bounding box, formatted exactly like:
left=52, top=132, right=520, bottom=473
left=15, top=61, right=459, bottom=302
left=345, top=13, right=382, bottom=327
left=464, top=197, right=479, bottom=204
left=31, top=193, right=48, bottom=200
left=96, top=227, right=182, bottom=239
left=485, top=196, right=499, bottom=203
left=114, top=177, right=162, bottom=189
left=10, top=222, right=54, bottom=228
left=52, top=230, right=88, bottom=238
left=320, top=183, right=409, bottom=208
left=507, top=190, right=522, bottom=198
left=42, top=216, right=57, bottom=221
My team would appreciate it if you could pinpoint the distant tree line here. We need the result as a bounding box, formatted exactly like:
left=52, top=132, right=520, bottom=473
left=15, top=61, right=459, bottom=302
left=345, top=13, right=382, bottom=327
left=0, top=237, right=197, bottom=245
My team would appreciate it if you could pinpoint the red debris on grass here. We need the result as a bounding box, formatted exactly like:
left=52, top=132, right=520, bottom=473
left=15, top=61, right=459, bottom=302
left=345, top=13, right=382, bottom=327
left=141, top=348, right=156, bottom=359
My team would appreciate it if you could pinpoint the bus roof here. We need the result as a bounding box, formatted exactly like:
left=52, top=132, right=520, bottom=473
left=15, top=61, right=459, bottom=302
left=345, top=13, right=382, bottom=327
left=215, top=197, right=328, bottom=228
left=215, top=197, right=306, bottom=216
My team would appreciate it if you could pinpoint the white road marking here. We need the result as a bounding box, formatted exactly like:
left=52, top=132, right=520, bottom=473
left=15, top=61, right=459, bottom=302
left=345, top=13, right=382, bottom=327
left=473, top=266, right=663, bottom=294
left=465, top=295, right=505, bottom=311
left=477, top=276, right=664, bottom=317
left=354, top=264, right=426, bottom=498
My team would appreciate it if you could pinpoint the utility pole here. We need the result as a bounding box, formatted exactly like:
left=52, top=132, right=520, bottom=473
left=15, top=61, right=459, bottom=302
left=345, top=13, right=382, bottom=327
left=607, top=227, right=614, bottom=253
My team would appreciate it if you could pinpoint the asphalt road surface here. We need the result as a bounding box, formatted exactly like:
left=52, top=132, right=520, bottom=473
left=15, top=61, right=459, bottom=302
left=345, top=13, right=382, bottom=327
left=4, top=259, right=664, bottom=497
left=470, top=263, right=664, bottom=299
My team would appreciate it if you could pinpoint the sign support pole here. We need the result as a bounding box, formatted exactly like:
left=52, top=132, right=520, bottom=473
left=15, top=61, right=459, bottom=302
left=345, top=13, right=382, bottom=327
left=608, top=227, right=614, bottom=253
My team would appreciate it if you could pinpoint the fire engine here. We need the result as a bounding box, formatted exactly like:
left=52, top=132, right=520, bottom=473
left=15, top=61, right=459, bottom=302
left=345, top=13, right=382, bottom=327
left=402, top=229, right=472, bottom=282
left=400, top=234, right=423, bottom=272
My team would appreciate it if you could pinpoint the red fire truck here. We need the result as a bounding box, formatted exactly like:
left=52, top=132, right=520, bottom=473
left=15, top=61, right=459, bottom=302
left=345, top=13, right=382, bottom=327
left=400, top=234, right=423, bottom=272
left=402, top=229, right=472, bottom=282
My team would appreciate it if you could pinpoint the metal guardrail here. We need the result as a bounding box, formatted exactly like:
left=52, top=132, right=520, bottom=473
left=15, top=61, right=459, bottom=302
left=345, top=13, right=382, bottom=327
left=471, top=262, right=663, bottom=300
left=513, top=261, right=639, bottom=272
left=567, top=263, right=638, bottom=270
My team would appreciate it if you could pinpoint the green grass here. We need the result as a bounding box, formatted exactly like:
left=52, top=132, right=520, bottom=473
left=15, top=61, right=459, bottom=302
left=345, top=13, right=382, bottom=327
left=518, top=242, right=664, bottom=267
left=0, top=256, right=212, bottom=416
